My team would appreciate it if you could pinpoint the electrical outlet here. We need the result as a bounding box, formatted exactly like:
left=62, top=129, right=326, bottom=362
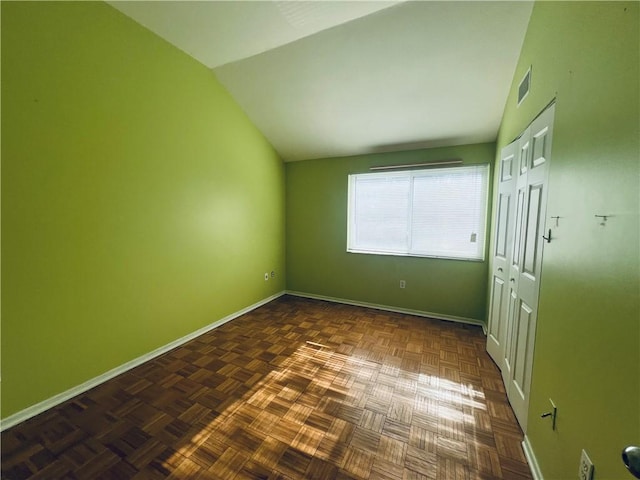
left=400, top=280, right=406, bottom=289
left=578, top=449, right=594, bottom=480
left=264, top=273, right=269, bottom=281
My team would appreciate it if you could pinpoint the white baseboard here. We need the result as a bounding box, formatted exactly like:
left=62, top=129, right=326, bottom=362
left=523, top=435, right=544, bottom=480
left=286, top=290, right=485, bottom=330
left=0, top=291, right=285, bottom=432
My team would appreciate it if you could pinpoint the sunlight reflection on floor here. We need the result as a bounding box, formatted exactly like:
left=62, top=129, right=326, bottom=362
left=167, top=337, right=489, bottom=476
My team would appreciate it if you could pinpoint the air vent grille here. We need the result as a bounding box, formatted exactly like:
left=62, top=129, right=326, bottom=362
left=518, top=66, right=531, bottom=106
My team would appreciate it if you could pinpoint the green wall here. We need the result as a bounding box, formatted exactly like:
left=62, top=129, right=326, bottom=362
left=493, top=2, right=639, bottom=478
left=1, top=2, right=285, bottom=418
left=3, top=5, right=638, bottom=478
left=286, top=143, right=495, bottom=322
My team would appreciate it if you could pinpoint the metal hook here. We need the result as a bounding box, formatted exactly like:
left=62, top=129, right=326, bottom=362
left=595, top=215, right=610, bottom=226
left=550, top=216, right=560, bottom=227
left=540, top=400, right=557, bottom=430
left=542, top=229, right=552, bottom=243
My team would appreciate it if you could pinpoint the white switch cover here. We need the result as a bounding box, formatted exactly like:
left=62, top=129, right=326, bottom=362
left=578, top=449, right=594, bottom=480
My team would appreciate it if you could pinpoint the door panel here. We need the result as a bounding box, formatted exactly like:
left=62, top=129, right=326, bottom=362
left=504, top=145, right=528, bottom=398
left=519, top=139, right=530, bottom=175
left=523, top=185, right=542, bottom=276
left=510, top=299, right=537, bottom=420
left=501, top=152, right=514, bottom=182
left=502, top=287, right=518, bottom=386
left=531, top=126, right=549, bottom=168
left=495, top=194, right=511, bottom=258
left=488, top=276, right=505, bottom=343
left=486, top=144, right=517, bottom=363
left=513, top=300, right=533, bottom=397
left=512, top=188, right=526, bottom=270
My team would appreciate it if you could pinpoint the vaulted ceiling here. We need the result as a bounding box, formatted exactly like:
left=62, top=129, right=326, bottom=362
left=110, top=1, right=533, bottom=161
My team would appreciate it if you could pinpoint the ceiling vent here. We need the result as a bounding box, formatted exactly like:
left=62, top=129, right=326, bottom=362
left=517, top=66, right=531, bottom=107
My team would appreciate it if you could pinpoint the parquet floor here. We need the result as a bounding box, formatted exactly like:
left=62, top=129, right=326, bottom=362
left=2, top=295, right=532, bottom=479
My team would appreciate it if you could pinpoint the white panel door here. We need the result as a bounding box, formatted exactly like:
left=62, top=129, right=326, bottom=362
left=505, top=104, right=555, bottom=432
left=502, top=133, right=529, bottom=392
left=486, top=142, right=517, bottom=365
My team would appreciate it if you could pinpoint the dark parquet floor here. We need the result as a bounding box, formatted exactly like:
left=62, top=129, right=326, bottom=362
left=1, top=295, right=532, bottom=479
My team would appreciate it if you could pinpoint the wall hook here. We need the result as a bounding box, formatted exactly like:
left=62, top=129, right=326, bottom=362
left=550, top=216, right=561, bottom=227
left=595, top=214, right=610, bottom=226
left=540, top=399, right=557, bottom=430
left=542, top=229, right=552, bottom=243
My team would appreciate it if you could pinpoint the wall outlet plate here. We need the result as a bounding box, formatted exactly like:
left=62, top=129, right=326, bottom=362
left=579, top=449, right=594, bottom=480
left=264, top=273, right=269, bottom=281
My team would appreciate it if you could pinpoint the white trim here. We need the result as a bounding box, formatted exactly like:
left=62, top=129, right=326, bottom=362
left=523, top=435, right=544, bottom=480
left=0, top=291, right=285, bottom=432
left=286, top=290, right=485, bottom=329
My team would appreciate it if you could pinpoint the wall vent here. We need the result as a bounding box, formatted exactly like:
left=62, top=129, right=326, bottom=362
left=517, top=66, right=531, bottom=107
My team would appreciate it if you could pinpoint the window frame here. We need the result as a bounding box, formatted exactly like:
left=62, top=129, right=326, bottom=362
left=346, top=164, right=490, bottom=262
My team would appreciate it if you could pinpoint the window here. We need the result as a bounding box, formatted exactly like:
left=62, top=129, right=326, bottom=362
left=347, top=164, right=489, bottom=260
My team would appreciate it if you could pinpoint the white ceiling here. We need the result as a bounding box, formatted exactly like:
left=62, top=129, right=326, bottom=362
left=110, top=1, right=533, bottom=162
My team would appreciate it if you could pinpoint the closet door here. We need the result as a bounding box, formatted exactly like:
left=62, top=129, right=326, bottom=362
left=502, top=133, right=529, bottom=400
left=487, top=103, right=555, bottom=432
left=505, top=105, right=554, bottom=431
left=486, top=142, right=517, bottom=365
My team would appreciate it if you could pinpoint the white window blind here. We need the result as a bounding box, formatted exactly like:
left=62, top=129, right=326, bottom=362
left=347, top=164, right=489, bottom=260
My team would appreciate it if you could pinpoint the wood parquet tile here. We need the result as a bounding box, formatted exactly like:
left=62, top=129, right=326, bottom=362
left=1, top=295, right=532, bottom=479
